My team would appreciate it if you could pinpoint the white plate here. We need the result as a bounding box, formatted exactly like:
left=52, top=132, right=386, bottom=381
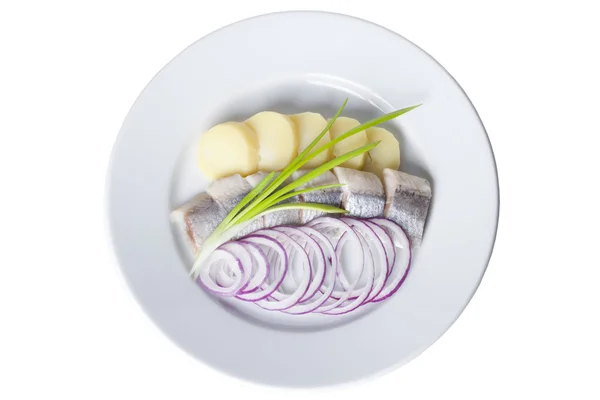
left=106, top=11, right=499, bottom=387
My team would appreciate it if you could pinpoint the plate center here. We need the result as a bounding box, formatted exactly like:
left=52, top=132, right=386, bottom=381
left=170, top=73, right=425, bottom=331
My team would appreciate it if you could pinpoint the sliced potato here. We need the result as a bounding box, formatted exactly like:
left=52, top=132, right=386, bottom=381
left=245, top=111, right=298, bottom=171
left=197, top=122, right=259, bottom=179
left=329, top=117, right=368, bottom=169
left=290, top=112, right=332, bottom=168
left=363, top=127, right=401, bottom=179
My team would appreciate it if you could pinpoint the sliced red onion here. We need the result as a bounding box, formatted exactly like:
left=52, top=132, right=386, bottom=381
left=324, top=218, right=380, bottom=301
left=196, top=215, right=414, bottom=315
left=235, top=235, right=287, bottom=302
left=197, top=249, right=244, bottom=296
left=363, top=219, right=396, bottom=278
left=236, top=241, right=269, bottom=294
left=273, top=226, right=325, bottom=302
left=313, top=224, right=366, bottom=313
left=263, top=230, right=311, bottom=299
left=339, top=218, right=388, bottom=304
left=214, top=265, right=236, bottom=288
left=307, top=217, right=364, bottom=295
left=306, top=216, right=355, bottom=248
left=216, top=242, right=254, bottom=292
left=320, top=219, right=375, bottom=315
left=368, top=218, right=411, bottom=302
left=249, top=229, right=311, bottom=311
left=280, top=226, right=338, bottom=314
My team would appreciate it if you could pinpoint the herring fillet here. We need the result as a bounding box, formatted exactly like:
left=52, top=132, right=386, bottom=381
left=235, top=172, right=271, bottom=236
left=169, top=172, right=294, bottom=256
left=291, top=170, right=343, bottom=223
left=207, top=173, right=267, bottom=238
left=171, top=174, right=255, bottom=256
left=382, top=168, right=432, bottom=247
left=245, top=171, right=271, bottom=188
left=170, top=192, right=226, bottom=255
left=171, top=166, right=431, bottom=257
left=333, top=167, right=385, bottom=218
left=206, top=174, right=252, bottom=212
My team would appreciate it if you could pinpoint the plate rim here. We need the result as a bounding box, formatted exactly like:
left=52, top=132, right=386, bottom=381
left=105, top=10, right=500, bottom=388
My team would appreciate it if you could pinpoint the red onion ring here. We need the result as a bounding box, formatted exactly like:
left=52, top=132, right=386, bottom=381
left=235, top=235, right=287, bottom=302
left=236, top=241, right=269, bottom=294
left=281, top=226, right=338, bottom=314
left=320, top=219, right=375, bottom=315
left=250, top=229, right=311, bottom=311
left=364, top=219, right=396, bottom=278
left=197, top=249, right=244, bottom=296
left=216, top=242, right=254, bottom=292
left=273, top=226, right=325, bottom=302
left=339, top=218, right=388, bottom=304
left=368, top=218, right=411, bottom=302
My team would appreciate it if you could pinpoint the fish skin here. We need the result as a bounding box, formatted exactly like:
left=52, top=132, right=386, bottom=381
left=207, top=173, right=269, bottom=239
left=244, top=171, right=271, bottom=188
left=170, top=192, right=226, bottom=255
left=206, top=174, right=253, bottom=213
left=382, top=168, right=431, bottom=247
left=291, top=170, right=343, bottom=223
left=171, top=174, right=259, bottom=255
left=333, top=167, right=385, bottom=218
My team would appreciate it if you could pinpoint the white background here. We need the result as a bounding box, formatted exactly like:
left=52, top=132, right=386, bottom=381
left=1, top=1, right=599, bottom=399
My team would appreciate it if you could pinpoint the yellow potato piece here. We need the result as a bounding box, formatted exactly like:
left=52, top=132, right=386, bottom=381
left=246, top=111, right=298, bottom=171
left=363, top=127, right=401, bottom=179
left=197, top=122, right=259, bottom=179
left=290, top=112, right=332, bottom=168
left=329, top=117, right=368, bottom=169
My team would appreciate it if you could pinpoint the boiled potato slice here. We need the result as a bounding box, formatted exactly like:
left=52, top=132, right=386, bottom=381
left=246, top=111, right=298, bottom=171
left=197, top=122, right=259, bottom=179
left=290, top=112, right=332, bottom=168
left=329, top=117, right=368, bottom=169
left=363, top=127, right=401, bottom=179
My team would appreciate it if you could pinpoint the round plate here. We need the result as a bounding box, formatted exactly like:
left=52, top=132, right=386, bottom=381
left=106, top=11, right=499, bottom=387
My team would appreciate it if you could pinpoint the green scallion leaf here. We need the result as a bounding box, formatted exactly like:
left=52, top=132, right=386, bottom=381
left=235, top=183, right=345, bottom=225
left=258, top=202, right=348, bottom=216
left=218, top=171, right=276, bottom=229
